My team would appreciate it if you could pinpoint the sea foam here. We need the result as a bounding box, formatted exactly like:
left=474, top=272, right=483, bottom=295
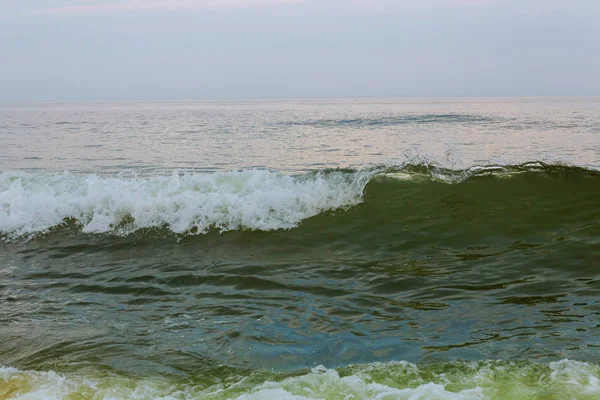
left=0, top=170, right=371, bottom=238
left=1, top=360, right=599, bottom=399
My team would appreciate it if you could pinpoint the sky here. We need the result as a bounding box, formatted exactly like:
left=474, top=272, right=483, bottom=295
left=1, top=0, right=599, bottom=101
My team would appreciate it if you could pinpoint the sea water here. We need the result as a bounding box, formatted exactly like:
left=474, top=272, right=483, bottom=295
left=1, top=98, right=599, bottom=399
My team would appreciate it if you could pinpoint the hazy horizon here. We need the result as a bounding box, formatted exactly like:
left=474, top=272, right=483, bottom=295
left=1, top=0, right=599, bottom=102
left=3, top=95, right=600, bottom=106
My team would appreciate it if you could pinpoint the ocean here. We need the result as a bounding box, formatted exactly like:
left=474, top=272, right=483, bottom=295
left=1, top=98, right=599, bottom=399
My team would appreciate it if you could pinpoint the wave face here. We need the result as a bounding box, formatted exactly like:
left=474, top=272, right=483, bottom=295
left=1, top=162, right=598, bottom=240
left=2, top=162, right=599, bottom=399
left=1, top=360, right=599, bottom=399
left=0, top=169, right=371, bottom=239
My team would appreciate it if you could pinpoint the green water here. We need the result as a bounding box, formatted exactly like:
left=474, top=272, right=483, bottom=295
left=1, top=165, right=599, bottom=399
left=1, top=98, right=600, bottom=398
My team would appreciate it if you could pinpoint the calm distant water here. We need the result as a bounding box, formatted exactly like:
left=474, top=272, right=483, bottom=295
left=1, top=98, right=599, bottom=399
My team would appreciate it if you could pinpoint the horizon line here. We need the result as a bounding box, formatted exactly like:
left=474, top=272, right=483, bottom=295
left=2, top=95, right=600, bottom=106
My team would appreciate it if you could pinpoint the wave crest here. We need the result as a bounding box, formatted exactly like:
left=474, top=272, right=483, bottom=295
left=2, top=162, right=597, bottom=240
left=0, top=169, right=371, bottom=239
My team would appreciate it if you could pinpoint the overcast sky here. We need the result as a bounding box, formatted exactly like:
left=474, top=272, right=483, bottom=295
left=1, top=0, right=599, bottom=101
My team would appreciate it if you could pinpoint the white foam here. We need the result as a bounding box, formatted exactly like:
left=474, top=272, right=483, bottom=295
left=0, top=365, right=486, bottom=400
left=234, top=367, right=486, bottom=400
left=2, top=360, right=600, bottom=400
left=0, top=170, right=372, bottom=238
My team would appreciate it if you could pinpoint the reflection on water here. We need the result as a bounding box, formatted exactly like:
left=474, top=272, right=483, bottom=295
left=1, top=169, right=599, bottom=377
left=1, top=98, right=599, bottom=174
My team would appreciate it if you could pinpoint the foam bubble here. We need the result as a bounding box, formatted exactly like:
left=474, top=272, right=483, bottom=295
left=1, top=360, right=600, bottom=400
left=0, top=169, right=371, bottom=239
left=233, top=367, right=486, bottom=400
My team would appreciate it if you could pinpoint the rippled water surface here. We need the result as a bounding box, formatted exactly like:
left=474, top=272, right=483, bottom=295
left=1, top=98, right=599, bottom=173
left=1, top=98, right=599, bottom=399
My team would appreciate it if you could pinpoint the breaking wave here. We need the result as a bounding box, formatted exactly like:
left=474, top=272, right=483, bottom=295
left=0, top=169, right=371, bottom=239
left=1, top=162, right=598, bottom=240
left=1, top=359, right=599, bottom=399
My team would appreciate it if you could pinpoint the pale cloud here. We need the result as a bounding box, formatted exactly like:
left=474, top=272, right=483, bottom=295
left=29, top=0, right=504, bottom=16
left=346, top=0, right=497, bottom=9
left=32, top=0, right=303, bottom=15
left=17, top=0, right=593, bottom=16
left=2, top=0, right=598, bottom=101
